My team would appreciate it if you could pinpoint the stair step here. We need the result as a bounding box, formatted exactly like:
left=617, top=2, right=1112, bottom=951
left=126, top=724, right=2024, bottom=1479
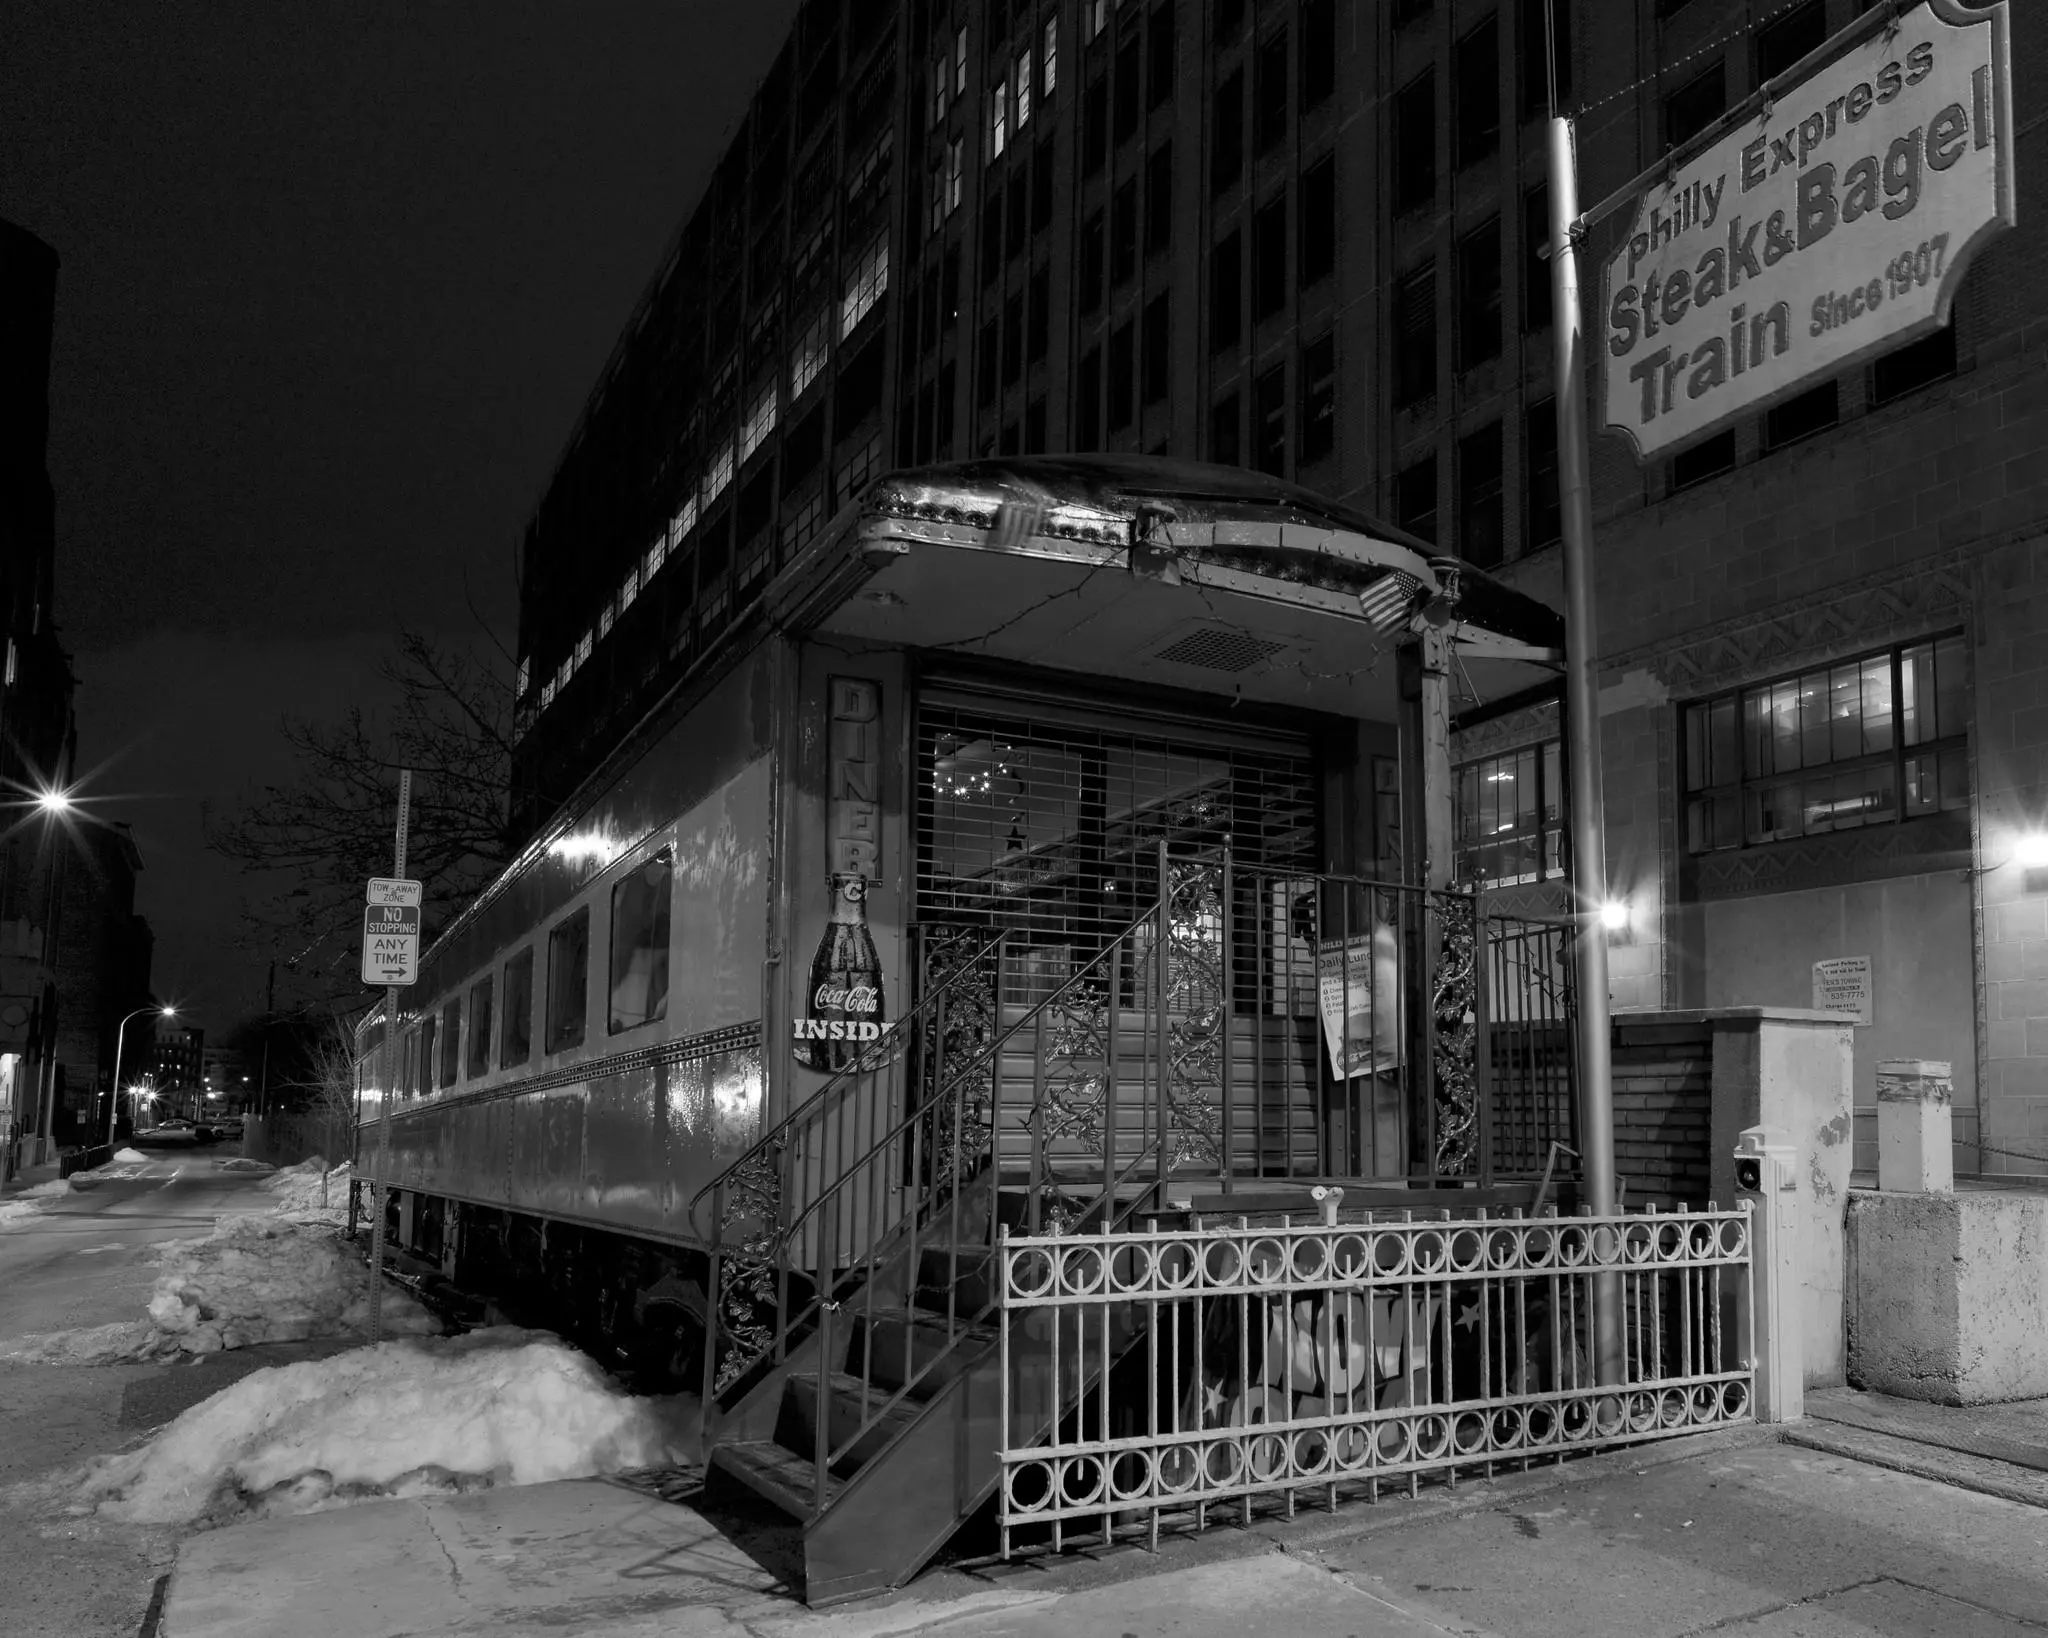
left=1783, top=1421, right=2048, bottom=1510
left=708, top=1438, right=841, bottom=1520
left=915, top=1245, right=996, bottom=1315
left=853, top=1308, right=998, bottom=1396
left=779, top=1370, right=926, bottom=1472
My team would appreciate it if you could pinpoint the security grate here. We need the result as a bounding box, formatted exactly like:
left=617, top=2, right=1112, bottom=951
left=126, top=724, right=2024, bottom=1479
left=1151, top=626, right=1290, bottom=674
left=914, top=691, right=1317, bottom=954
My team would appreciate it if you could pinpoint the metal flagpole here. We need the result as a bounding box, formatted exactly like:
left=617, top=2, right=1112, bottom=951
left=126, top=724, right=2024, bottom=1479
left=367, top=768, right=411, bottom=1343
left=1546, top=113, right=1624, bottom=1386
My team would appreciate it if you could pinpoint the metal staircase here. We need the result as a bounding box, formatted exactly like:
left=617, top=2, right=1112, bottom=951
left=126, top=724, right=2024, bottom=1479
left=686, top=851, right=1581, bottom=1603
left=690, top=908, right=1173, bottom=1604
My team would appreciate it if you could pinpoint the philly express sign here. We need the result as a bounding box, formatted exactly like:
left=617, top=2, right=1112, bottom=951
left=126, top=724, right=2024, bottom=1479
left=1601, top=0, right=2013, bottom=460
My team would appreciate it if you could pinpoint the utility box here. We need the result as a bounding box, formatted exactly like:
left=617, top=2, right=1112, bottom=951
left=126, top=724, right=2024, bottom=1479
left=1876, top=1060, right=1954, bottom=1194
left=1735, top=1123, right=1803, bottom=1423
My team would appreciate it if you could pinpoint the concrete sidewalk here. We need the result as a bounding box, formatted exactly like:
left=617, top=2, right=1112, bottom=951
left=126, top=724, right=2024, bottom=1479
left=160, top=1423, right=2048, bottom=1638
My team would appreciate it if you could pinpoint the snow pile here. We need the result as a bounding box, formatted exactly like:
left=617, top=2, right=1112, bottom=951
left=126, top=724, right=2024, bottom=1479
left=216, top=1157, right=275, bottom=1174
left=65, top=1328, right=689, bottom=1526
left=144, top=1214, right=437, bottom=1355
left=0, top=1176, right=72, bottom=1229
left=260, top=1156, right=352, bottom=1221
left=0, top=1319, right=154, bottom=1365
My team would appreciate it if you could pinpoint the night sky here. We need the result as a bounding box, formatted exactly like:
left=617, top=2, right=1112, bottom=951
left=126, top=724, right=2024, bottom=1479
left=2, top=3, right=800, bottom=1032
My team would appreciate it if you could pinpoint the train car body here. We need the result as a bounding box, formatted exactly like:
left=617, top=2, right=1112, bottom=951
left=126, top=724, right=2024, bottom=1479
left=355, top=456, right=1565, bottom=1378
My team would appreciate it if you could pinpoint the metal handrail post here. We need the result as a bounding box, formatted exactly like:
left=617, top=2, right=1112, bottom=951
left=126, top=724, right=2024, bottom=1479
left=1155, top=843, right=1171, bottom=1196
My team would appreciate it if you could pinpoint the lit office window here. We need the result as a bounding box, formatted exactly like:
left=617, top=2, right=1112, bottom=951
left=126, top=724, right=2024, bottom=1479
left=1455, top=741, right=1564, bottom=886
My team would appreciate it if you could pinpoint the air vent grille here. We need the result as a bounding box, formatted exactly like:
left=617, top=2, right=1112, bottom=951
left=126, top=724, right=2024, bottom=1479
left=1151, top=626, right=1289, bottom=674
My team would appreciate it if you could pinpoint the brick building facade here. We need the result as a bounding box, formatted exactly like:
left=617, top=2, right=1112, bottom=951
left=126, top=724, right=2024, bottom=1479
left=510, top=0, right=2043, bottom=1173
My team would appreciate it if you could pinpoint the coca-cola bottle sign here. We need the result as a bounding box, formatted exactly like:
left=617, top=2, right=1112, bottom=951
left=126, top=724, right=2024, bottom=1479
left=794, top=873, right=888, bottom=1070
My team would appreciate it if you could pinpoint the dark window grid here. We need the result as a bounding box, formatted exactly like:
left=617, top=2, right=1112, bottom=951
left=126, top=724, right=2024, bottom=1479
left=1455, top=740, right=1566, bottom=887
left=1393, top=71, right=1435, bottom=215
left=1455, top=217, right=1502, bottom=373
left=1145, top=141, right=1173, bottom=256
left=1141, top=294, right=1170, bottom=405
left=1669, top=429, right=1735, bottom=490
left=1453, top=16, right=1500, bottom=171
left=1253, top=194, right=1288, bottom=322
left=1298, top=155, right=1335, bottom=290
left=1394, top=262, right=1436, bottom=409
left=1762, top=381, right=1838, bottom=451
left=1458, top=421, right=1505, bottom=569
left=1252, top=362, right=1287, bottom=475
left=1108, top=320, right=1135, bottom=430
left=1664, top=62, right=1725, bottom=148
left=1681, top=635, right=1970, bottom=855
left=1254, top=26, right=1289, bottom=154
left=1297, top=333, right=1335, bottom=465
left=1301, top=0, right=1335, bottom=112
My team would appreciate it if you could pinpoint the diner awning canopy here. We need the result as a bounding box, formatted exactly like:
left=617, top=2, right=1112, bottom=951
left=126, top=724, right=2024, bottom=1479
left=783, top=455, right=1565, bottom=722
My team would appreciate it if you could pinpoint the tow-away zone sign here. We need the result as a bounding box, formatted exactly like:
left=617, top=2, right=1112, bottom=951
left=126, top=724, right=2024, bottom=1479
left=361, top=902, right=421, bottom=986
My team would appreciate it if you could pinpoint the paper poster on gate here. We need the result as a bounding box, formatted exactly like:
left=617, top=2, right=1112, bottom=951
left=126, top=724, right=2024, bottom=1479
left=1316, top=929, right=1402, bottom=1081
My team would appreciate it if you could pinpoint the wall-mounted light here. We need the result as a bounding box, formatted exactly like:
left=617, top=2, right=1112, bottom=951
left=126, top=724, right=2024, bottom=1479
left=1598, top=899, right=1631, bottom=932
left=2014, top=832, right=2048, bottom=871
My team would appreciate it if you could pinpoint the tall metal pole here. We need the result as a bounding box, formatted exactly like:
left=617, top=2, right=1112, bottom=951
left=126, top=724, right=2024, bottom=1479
left=367, top=769, right=410, bottom=1343
left=1546, top=114, right=1624, bottom=1384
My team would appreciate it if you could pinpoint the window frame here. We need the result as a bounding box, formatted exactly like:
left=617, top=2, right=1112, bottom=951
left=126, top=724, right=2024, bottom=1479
left=1455, top=738, right=1566, bottom=888
left=466, top=973, right=494, bottom=1080
left=1681, top=634, right=1971, bottom=855
left=544, top=906, right=592, bottom=1056
left=607, top=848, right=675, bottom=1037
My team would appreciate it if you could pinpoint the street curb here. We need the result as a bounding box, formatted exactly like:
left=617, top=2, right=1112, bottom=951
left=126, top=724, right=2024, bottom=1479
left=1783, top=1421, right=2048, bottom=1510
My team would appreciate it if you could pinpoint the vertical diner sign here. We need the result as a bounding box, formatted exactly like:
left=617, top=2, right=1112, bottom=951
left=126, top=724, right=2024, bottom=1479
left=794, top=677, right=889, bottom=1069
left=1599, top=1, right=2012, bottom=460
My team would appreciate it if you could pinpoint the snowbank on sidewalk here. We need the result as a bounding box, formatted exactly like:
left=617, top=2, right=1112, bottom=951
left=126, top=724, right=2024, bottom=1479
left=145, top=1214, right=436, bottom=1355
left=67, top=1328, right=690, bottom=1526
left=0, top=1176, right=75, bottom=1228
left=260, top=1156, right=352, bottom=1222
left=216, top=1157, right=275, bottom=1174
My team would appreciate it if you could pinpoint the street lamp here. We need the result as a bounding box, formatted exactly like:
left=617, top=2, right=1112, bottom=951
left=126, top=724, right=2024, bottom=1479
left=107, top=1004, right=175, bottom=1147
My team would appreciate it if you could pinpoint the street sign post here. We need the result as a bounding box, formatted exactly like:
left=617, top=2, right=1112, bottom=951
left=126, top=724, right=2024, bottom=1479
left=359, top=902, right=420, bottom=986
left=366, top=770, right=413, bottom=1344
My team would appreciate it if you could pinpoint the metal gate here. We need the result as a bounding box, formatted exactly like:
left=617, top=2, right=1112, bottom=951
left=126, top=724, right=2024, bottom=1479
left=994, top=1203, right=1755, bottom=1553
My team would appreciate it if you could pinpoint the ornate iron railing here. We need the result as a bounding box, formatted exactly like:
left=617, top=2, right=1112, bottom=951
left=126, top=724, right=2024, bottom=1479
left=994, top=1200, right=1755, bottom=1554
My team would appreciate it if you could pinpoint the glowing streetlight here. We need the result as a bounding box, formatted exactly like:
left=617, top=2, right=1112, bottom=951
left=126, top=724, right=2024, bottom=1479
left=107, top=1004, right=176, bottom=1146
left=33, top=788, right=74, bottom=816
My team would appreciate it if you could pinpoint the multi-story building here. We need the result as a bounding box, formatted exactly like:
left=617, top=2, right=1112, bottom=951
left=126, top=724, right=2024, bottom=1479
left=51, top=823, right=153, bottom=1139
left=0, top=218, right=80, bottom=1169
left=150, top=1021, right=204, bottom=1100
left=508, top=0, right=2044, bottom=1176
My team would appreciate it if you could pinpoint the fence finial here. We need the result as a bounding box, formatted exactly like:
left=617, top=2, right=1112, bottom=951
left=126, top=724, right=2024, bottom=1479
left=1310, top=1184, right=1344, bottom=1226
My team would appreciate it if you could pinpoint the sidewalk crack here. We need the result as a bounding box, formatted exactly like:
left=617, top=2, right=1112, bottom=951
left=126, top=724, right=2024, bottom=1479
left=1673, top=1576, right=1887, bottom=1636
left=417, top=1503, right=465, bottom=1595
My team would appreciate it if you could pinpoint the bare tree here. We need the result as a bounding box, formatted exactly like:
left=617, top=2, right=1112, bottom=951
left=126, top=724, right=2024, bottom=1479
left=288, top=1012, right=368, bottom=1206
left=207, top=630, right=513, bottom=1005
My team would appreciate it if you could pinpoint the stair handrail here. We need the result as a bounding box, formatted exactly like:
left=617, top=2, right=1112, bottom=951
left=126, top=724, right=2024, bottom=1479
left=698, top=900, right=1170, bottom=1466
left=780, top=901, right=1175, bottom=1485
left=685, top=924, right=1009, bottom=1241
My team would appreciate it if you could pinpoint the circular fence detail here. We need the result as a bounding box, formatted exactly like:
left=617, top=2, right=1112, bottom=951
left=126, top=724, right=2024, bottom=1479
left=1056, top=1245, right=1107, bottom=1297
left=1201, top=1238, right=1244, bottom=1288
left=1005, top=1459, right=1056, bottom=1515
left=1246, top=1238, right=1290, bottom=1286
left=1008, top=1247, right=1056, bottom=1300
left=1057, top=1454, right=1106, bottom=1510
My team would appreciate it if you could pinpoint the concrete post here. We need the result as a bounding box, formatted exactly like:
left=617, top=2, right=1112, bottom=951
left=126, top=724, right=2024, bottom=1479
left=1735, top=1124, right=1803, bottom=1423
left=1877, top=1060, right=1954, bottom=1194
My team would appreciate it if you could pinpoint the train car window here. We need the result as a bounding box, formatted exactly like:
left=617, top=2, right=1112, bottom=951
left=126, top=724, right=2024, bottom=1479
left=420, top=1015, right=437, bottom=1094
left=467, top=975, right=494, bottom=1078
left=439, top=997, right=461, bottom=1088
left=502, top=947, right=534, bottom=1066
left=609, top=851, right=674, bottom=1033
left=546, top=908, right=591, bottom=1054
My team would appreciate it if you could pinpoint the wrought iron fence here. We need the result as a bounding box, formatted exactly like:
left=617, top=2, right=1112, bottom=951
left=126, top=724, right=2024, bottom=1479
left=993, top=1202, right=1754, bottom=1554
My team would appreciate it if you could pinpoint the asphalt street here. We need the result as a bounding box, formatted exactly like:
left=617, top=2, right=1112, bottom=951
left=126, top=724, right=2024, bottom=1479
left=0, top=1157, right=309, bottom=1638
left=0, top=1157, right=278, bottom=1341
